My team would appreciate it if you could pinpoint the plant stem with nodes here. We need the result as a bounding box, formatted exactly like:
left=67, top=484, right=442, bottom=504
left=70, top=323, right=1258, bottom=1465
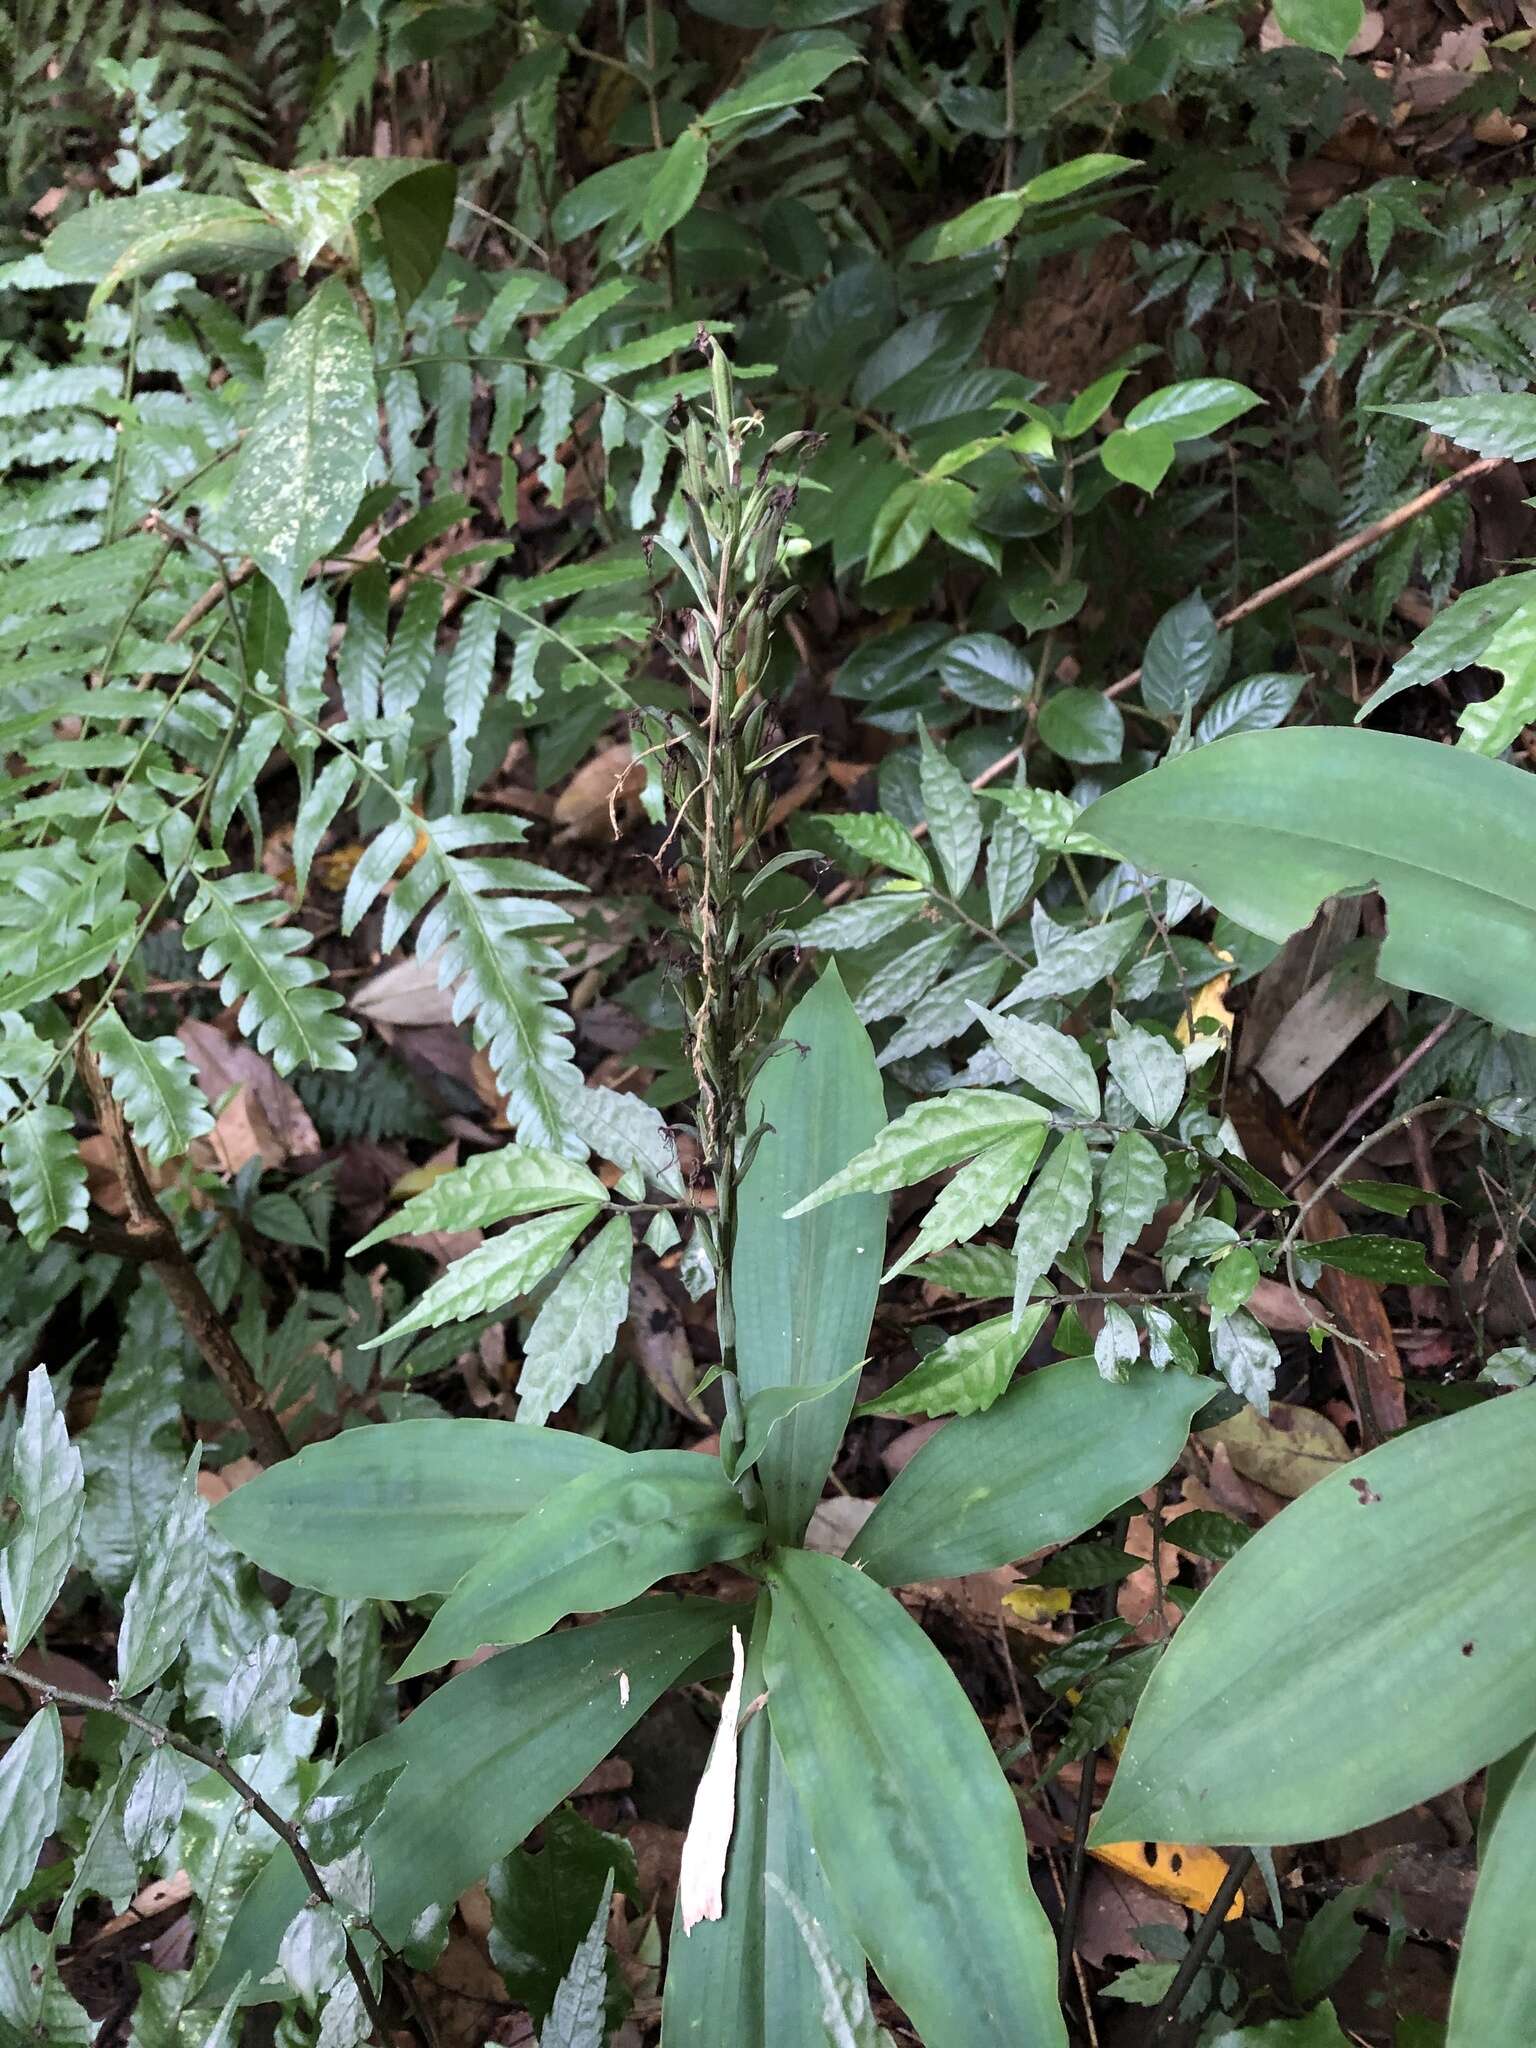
left=651, top=337, right=818, bottom=1491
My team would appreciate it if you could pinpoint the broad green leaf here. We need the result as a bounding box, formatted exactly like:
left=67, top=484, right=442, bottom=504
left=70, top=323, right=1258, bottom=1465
left=1079, top=729, right=1536, bottom=1033
left=1099, top=1129, right=1167, bottom=1280
left=239, top=158, right=454, bottom=309
left=393, top=1454, right=759, bottom=1676
left=763, top=1549, right=1065, bottom=2048
left=968, top=1006, right=1100, bottom=1117
left=924, top=191, right=1027, bottom=261
left=118, top=1451, right=209, bottom=1695
left=218, top=1633, right=301, bottom=1756
left=1124, top=378, right=1262, bottom=441
left=0, top=1915, right=92, bottom=2045
left=1197, top=671, right=1306, bottom=743
left=1092, top=1392, right=1536, bottom=1848
left=1012, top=1130, right=1093, bottom=1328
left=735, top=966, right=886, bottom=1543
left=984, top=784, right=1114, bottom=858
left=43, top=191, right=290, bottom=303
left=884, top=1124, right=1047, bottom=1282
left=0, top=1706, right=62, bottom=1921
left=865, top=478, right=932, bottom=579
left=224, top=277, right=378, bottom=616
left=1210, top=1306, right=1280, bottom=1412
left=1337, top=1179, right=1449, bottom=1218
left=124, top=1746, right=187, bottom=1866
left=910, top=1241, right=1019, bottom=1298
left=664, top=1604, right=856, bottom=2048
left=918, top=726, right=983, bottom=895
left=89, top=1012, right=213, bottom=1167
left=851, top=1358, right=1211, bottom=1584
left=79, top=1285, right=184, bottom=1597
left=1274, top=0, right=1364, bottom=56
left=1106, top=1014, right=1185, bottom=1127
left=1101, top=424, right=1174, bottom=492
left=214, top=1420, right=625, bottom=1597
left=642, top=129, right=708, bottom=244
left=856, top=1306, right=1049, bottom=1419
left=1449, top=1740, right=1536, bottom=2044
left=1358, top=573, right=1536, bottom=723
left=1377, top=393, right=1536, bottom=462
left=787, top=1089, right=1049, bottom=1214
left=1021, top=152, right=1138, bottom=204
left=489, top=1804, right=638, bottom=2032
left=1140, top=591, right=1224, bottom=718
left=1304, top=1233, right=1442, bottom=1286
left=1454, top=597, right=1536, bottom=757
left=516, top=1215, right=633, bottom=1427
left=1006, top=906, right=1145, bottom=1003
left=350, top=1145, right=606, bottom=1253
left=1, top=1102, right=87, bottom=1248
left=823, top=812, right=932, bottom=886
left=364, top=1204, right=598, bottom=1349
left=205, top=1601, right=736, bottom=1998
left=0, top=1367, right=83, bottom=1655
left=1038, top=687, right=1125, bottom=765
left=1206, top=2008, right=1352, bottom=2047
left=877, top=953, right=1006, bottom=1067
left=1208, top=1245, right=1260, bottom=1322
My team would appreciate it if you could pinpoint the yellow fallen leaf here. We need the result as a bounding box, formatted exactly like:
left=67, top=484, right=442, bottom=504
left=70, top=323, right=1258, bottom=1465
left=1001, top=1584, right=1071, bottom=1624
left=1089, top=1838, right=1244, bottom=1917
left=1177, top=948, right=1235, bottom=1046
left=389, top=1161, right=457, bottom=1201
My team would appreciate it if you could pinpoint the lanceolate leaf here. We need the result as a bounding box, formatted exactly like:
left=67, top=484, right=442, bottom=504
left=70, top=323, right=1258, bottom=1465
left=516, top=1215, right=633, bottom=1427
left=1447, top=1741, right=1536, bottom=2046
left=786, top=1089, right=1049, bottom=1215
left=363, top=1203, right=598, bottom=1350
left=1080, top=729, right=1536, bottom=1033
left=212, top=1419, right=626, bottom=1597
left=0, top=1706, right=63, bottom=1923
left=919, top=725, right=983, bottom=896
left=851, top=1358, right=1212, bottom=1585
left=1092, top=1393, right=1536, bottom=1848
left=764, top=1550, right=1065, bottom=2048
left=856, top=1307, right=1049, bottom=1420
left=393, top=1454, right=759, bottom=1676
left=1099, top=1130, right=1167, bottom=1280
left=664, top=1605, right=858, bottom=2048
left=349, top=1144, right=606, bottom=1253
left=1106, top=1015, right=1185, bottom=1127
left=735, top=966, right=886, bottom=1544
left=968, top=1006, right=1100, bottom=1117
left=1011, top=1130, right=1094, bottom=1328
left=0, top=1367, right=84, bottom=1656
left=89, top=1012, right=213, bottom=1167
left=883, top=1124, right=1046, bottom=1281
left=117, top=1451, right=209, bottom=1696
left=206, top=1602, right=737, bottom=1999
left=224, top=277, right=378, bottom=615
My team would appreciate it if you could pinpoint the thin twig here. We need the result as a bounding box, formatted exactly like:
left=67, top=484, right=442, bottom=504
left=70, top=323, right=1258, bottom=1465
left=0, top=1660, right=413, bottom=2046
left=1153, top=1849, right=1254, bottom=2030
left=1286, top=1010, right=1460, bottom=1189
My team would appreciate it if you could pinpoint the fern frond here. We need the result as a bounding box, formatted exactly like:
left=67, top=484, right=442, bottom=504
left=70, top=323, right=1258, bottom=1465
left=2, top=1102, right=88, bottom=1247
left=89, top=1010, right=213, bottom=1166
left=182, top=872, right=358, bottom=1075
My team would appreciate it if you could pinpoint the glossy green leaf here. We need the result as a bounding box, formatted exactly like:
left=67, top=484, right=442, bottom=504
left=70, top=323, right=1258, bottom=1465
left=734, top=965, right=886, bottom=1543
left=516, top=1215, right=634, bottom=1427
left=117, top=1451, right=209, bottom=1695
left=224, top=277, right=378, bottom=616
left=0, top=1367, right=83, bottom=1656
left=1080, top=728, right=1536, bottom=1033
left=1140, top=591, right=1224, bottom=718
left=1126, top=378, right=1262, bottom=441
left=824, top=812, right=932, bottom=886
left=364, top=1203, right=599, bottom=1349
left=1038, top=688, right=1125, bottom=765
left=1208, top=1245, right=1260, bottom=1321
left=787, top=1088, right=1049, bottom=1215
left=1458, top=1744, right=1536, bottom=2048
left=1337, top=1179, right=1448, bottom=1218
left=393, top=1453, right=759, bottom=1676
left=211, top=1418, right=625, bottom=1597
left=205, top=1601, right=736, bottom=2001
left=856, top=1305, right=1049, bottom=1419
left=1021, top=152, right=1138, bottom=204
left=1012, top=1130, right=1093, bottom=1327
left=1304, top=1233, right=1442, bottom=1285
left=1093, top=1393, right=1536, bottom=1847
left=1107, top=1015, right=1186, bottom=1127
left=663, top=1603, right=858, bottom=2048
left=700, top=38, right=860, bottom=128
left=88, top=1012, right=213, bottom=1167
left=918, top=725, right=983, bottom=895
left=489, top=1804, right=638, bottom=2032
left=1210, top=1305, right=1280, bottom=1411
left=0, top=1706, right=62, bottom=1922
left=970, top=1008, right=1099, bottom=1116
left=1101, top=424, right=1174, bottom=492
left=1378, top=392, right=1536, bottom=462
left=763, top=1549, right=1065, bottom=2048
left=851, top=1358, right=1211, bottom=1584
left=1358, top=573, right=1536, bottom=724
left=924, top=191, right=1027, bottom=260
